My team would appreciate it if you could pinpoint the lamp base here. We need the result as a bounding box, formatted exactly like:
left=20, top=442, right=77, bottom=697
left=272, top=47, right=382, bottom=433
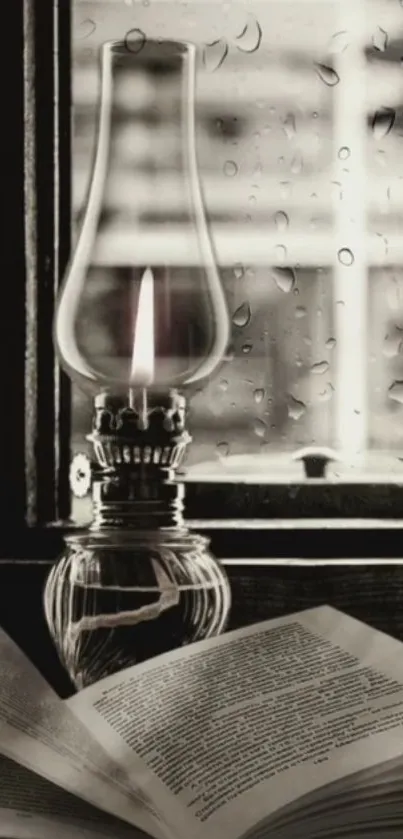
left=44, top=526, right=231, bottom=690
left=44, top=390, right=231, bottom=689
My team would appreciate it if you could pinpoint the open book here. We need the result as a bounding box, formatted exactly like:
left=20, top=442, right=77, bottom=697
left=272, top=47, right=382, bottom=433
left=1, top=605, right=403, bottom=839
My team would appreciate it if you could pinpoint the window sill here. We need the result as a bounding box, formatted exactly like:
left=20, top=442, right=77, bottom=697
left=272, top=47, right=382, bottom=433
left=183, top=480, right=403, bottom=521
left=189, top=518, right=403, bottom=530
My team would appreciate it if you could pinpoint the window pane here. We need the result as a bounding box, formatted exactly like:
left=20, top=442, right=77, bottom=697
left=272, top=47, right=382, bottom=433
left=70, top=0, right=403, bottom=522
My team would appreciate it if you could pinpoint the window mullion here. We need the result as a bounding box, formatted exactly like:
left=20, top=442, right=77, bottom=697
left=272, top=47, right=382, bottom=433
left=24, top=0, right=71, bottom=532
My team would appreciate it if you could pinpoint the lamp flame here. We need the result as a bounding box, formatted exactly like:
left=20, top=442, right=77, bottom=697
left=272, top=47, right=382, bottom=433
left=130, top=267, right=155, bottom=387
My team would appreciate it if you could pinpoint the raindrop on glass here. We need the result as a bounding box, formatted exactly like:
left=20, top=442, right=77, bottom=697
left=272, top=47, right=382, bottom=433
left=372, top=107, right=396, bottom=140
left=280, top=181, right=291, bottom=199
left=283, top=113, right=296, bottom=140
left=318, top=383, right=335, bottom=403
left=271, top=266, right=296, bottom=294
left=216, top=441, right=230, bottom=457
left=254, top=388, right=265, bottom=404
left=315, top=63, right=340, bottom=86
left=232, top=302, right=251, bottom=328
left=326, top=337, right=337, bottom=350
left=328, top=30, right=349, bottom=54
left=311, top=360, right=330, bottom=375
left=331, top=181, right=343, bottom=200
left=235, top=15, right=262, bottom=53
left=203, top=38, right=228, bottom=71
left=125, top=28, right=147, bottom=53
left=233, top=263, right=244, bottom=280
left=388, top=381, right=403, bottom=405
left=337, top=248, right=354, bottom=266
left=287, top=395, right=306, bottom=421
left=291, top=152, right=303, bottom=174
left=338, top=146, right=350, bottom=160
left=224, top=160, right=238, bottom=177
left=242, top=341, right=253, bottom=354
left=253, top=418, right=267, bottom=438
left=274, top=244, right=287, bottom=264
left=376, top=232, right=389, bottom=254
left=383, top=334, right=402, bottom=359
left=77, top=18, right=96, bottom=39
left=295, top=306, right=307, bottom=319
left=218, top=378, right=229, bottom=391
left=274, top=210, right=289, bottom=233
left=372, top=26, right=388, bottom=52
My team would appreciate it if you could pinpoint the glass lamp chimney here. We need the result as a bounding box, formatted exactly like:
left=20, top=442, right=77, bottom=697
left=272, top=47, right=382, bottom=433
left=55, top=39, right=230, bottom=398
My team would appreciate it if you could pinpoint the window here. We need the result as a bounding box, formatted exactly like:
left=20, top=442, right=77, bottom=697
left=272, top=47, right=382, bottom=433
left=10, top=0, right=403, bottom=561
left=70, top=0, right=403, bottom=528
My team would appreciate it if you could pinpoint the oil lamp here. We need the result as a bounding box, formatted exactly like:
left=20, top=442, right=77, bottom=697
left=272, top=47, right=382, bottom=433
left=43, top=38, right=232, bottom=690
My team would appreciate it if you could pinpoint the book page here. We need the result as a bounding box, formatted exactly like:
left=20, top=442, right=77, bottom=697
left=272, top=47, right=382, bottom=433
left=68, top=605, right=403, bottom=839
left=0, top=752, right=145, bottom=839
left=0, top=628, right=168, bottom=839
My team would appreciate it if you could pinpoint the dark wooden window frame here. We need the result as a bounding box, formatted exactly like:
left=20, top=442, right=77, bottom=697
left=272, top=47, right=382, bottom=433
left=5, top=0, right=403, bottom=562
left=5, top=0, right=71, bottom=559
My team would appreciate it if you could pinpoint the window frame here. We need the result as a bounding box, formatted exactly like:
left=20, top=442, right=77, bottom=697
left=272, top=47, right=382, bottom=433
left=3, top=0, right=71, bottom=559
left=8, top=0, right=403, bottom=562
